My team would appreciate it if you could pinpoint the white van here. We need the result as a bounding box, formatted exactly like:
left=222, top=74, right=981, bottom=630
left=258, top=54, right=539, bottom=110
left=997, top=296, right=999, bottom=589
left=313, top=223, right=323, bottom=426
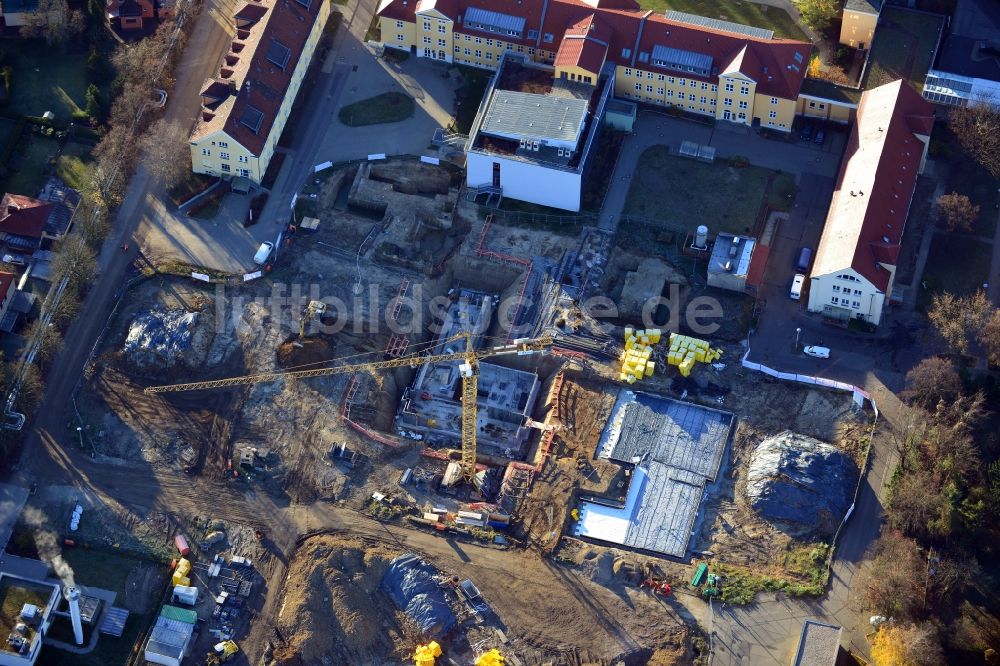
left=253, top=241, right=274, bottom=265
left=790, top=273, right=805, bottom=300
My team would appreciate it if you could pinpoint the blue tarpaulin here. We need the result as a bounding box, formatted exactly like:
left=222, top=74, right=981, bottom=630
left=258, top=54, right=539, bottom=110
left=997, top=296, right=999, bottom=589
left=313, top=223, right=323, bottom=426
left=381, top=554, right=456, bottom=638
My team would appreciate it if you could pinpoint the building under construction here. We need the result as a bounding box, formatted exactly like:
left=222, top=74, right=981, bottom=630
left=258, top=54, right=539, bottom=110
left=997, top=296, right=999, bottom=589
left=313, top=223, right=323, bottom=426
left=395, top=289, right=542, bottom=459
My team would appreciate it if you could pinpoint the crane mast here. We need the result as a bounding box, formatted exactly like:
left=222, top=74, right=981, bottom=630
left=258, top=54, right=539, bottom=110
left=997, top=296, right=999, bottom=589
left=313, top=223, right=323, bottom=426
left=144, top=333, right=553, bottom=484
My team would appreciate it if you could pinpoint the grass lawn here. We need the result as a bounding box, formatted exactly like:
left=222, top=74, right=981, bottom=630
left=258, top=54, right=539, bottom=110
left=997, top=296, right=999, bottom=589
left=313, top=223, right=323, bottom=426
left=624, top=146, right=789, bottom=235
left=919, top=234, right=993, bottom=307
left=36, top=548, right=167, bottom=666
left=3, top=133, right=61, bottom=196
left=339, top=92, right=415, bottom=126
left=7, top=41, right=93, bottom=121
left=934, top=127, right=1000, bottom=238
left=862, top=7, right=944, bottom=92
left=0, top=577, right=53, bottom=651
left=0, top=117, right=20, bottom=150
left=639, top=0, right=809, bottom=41
left=55, top=141, right=96, bottom=191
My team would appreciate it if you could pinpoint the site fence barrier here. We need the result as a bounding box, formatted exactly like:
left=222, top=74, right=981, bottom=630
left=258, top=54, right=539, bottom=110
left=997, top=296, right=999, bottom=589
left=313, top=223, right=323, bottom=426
left=740, top=345, right=880, bottom=604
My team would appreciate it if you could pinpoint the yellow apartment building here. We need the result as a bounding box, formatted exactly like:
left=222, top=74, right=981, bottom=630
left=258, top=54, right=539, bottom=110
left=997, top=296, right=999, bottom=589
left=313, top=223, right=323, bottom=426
left=189, top=0, right=331, bottom=184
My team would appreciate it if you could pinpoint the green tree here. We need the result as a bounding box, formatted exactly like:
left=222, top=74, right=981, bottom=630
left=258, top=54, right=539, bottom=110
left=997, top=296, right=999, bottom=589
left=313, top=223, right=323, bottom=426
left=794, top=0, right=840, bottom=31
left=84, top=84, right=103, bottom=122
left=86, top=48, right=112, bottom=85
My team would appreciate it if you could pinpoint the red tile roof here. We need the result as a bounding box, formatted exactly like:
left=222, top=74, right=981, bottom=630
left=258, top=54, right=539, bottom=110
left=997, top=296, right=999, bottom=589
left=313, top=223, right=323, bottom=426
left=376, top=0, right=415, bottom=22
left=0, top=271, right=14, bottom=304
left=554, top=13, right=610, bottom=73
left=811, top=80, right=935, bottom=291
left=380, top=0, right=811, bottom=100
left=0, top=194, right=53, bottom=239
left=191, top=0, right=324, bottom=156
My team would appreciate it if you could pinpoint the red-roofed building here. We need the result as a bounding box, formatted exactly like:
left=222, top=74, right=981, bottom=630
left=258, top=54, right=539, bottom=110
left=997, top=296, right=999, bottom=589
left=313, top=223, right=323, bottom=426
left=106, top=0, right=173, bottom=31
left=378, top=0, right=810, bottom=131
left=0, top=193, right=53, bottom=249
left=189, top=0, right=332, bottom=184
left=0, top=271, right=16, bottom=329
left=808, top=80, right=934, bottom=326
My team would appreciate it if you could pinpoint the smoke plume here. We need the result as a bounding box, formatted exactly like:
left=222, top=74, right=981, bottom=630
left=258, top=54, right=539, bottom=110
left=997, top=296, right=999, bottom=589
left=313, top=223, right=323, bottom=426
left=22, top=507, right=75, bottom=587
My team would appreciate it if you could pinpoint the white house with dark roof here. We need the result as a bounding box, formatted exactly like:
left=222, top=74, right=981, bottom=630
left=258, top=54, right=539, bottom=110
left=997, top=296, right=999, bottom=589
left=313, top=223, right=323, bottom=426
left=808, top=80, right=934, bottom=326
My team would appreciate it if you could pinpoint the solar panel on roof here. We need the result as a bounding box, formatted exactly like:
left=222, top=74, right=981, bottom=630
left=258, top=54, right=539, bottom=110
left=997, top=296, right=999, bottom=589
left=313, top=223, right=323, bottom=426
left=266, top=39, right=291, bottom=70
left=651, top=44, right=713, bottom=75
left=240, top=105, right=265, bottom=134
left=665, top=10, right=775, bottom=41
left=464, top=7, right=526, bottom=37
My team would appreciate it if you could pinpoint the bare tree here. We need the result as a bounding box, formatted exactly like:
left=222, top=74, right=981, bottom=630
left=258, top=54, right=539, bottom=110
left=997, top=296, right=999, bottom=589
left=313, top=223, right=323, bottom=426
left=902, top=357, right=963, bottom=409
left=51, top=238, right=97, bottom=291
left=22, top=320, right=62, bottom=369
left=928, top=290, right=993, bottom=356
left=950, top=98, right=1000, bottom=181
left=140, top=119, right=194, bottom=188
left=871, top=623, right=945, bottom=666
left=19, top=0, right=85, bottom=46
left=860, top=532, right=927, bottom=620
left=935, top=192, right=980, bottom=232
left=979, top=309, right=1000, bottom=367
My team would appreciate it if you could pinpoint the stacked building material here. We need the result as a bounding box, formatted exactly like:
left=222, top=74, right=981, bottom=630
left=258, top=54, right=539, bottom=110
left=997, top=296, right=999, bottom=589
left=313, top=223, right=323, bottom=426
left=667, top=333, right=723, bottom=377
left=620, top=327, right=661, bottom=383
left=171, top=558, right=191, bottom=587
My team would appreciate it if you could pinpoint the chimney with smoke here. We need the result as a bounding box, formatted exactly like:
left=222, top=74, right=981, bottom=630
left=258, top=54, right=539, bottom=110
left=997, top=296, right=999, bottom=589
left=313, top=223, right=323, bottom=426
left=64, top=586, right=84, bottom=646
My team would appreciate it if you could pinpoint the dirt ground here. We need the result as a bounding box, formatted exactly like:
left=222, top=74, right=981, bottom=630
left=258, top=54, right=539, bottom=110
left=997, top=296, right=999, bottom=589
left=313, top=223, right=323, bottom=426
left=516, top=373, right=627, bottom=552
left=270, top=535, right=413, bottom=664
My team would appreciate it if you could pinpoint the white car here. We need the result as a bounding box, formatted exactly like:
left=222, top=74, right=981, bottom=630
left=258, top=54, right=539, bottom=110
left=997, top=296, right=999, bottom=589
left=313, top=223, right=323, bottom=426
left=253, top=241, right=275, bottom=265
left=803, top=345, right=830, bottom=359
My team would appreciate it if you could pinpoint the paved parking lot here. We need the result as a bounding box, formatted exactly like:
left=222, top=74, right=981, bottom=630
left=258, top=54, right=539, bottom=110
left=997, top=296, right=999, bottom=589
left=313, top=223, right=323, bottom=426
left=316, top=48, right=461, bottom=163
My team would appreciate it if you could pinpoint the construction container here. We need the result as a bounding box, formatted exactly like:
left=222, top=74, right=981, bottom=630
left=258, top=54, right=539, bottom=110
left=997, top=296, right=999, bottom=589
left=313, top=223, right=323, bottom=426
left=174, top=535, right=190, bottom=557
left=422, top=513, right=440, bottom=522
left=172, top=585, right=198, bottom=606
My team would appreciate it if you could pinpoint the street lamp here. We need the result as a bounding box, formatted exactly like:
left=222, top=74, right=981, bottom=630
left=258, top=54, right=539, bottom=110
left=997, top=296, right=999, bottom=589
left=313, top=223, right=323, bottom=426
left=75, top=427, right=83, bottom=449
left=795, top=327, right=801, bottom=350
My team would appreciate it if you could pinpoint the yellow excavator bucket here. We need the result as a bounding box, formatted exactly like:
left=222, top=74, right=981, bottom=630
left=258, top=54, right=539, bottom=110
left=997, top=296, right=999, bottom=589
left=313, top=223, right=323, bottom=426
left=475, top=648, right=505, bottom=666
left=413, top=641, right=443, bottom=666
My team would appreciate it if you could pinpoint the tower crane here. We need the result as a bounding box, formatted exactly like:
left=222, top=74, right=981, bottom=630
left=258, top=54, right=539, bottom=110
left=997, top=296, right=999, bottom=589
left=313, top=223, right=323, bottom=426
left=144, top=333, right=553, bottom=485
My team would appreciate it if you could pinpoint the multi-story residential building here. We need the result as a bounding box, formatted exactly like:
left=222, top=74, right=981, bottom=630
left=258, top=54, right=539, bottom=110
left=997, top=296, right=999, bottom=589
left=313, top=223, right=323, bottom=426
left=188, top=0, right=331, bottom=184
left=922, top=0, right=1000, bottom=107
left=839, top=0, right=880, bottom=49
left=377, top=0, right=811, bottom=132
left=808, top=80, right=934, bottom=327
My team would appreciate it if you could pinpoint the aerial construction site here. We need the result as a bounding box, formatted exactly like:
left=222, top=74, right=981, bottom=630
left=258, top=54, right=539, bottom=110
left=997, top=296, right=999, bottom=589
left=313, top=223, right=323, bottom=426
left=46, top=158, right=872, bottom=665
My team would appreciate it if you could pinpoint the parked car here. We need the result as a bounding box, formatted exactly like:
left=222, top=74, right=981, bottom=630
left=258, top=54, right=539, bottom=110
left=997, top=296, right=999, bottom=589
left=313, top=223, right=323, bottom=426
left=799, top=124, right=813, bottom=142
left=804, top=345, right=830, bottom=359
left=795, top=246, right=813, bottom=273
left=790, top=273, right=805, bottom=300
left=253, top=241, right=274, bottom=265
left=814, top=129, right=826, bottom=145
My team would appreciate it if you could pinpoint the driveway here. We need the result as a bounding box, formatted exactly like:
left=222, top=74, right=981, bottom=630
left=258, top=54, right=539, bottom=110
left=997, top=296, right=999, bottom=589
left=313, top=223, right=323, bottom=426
left=138, top=188, right=282, bottom=273
left=316, top=54, right=461, bottom=163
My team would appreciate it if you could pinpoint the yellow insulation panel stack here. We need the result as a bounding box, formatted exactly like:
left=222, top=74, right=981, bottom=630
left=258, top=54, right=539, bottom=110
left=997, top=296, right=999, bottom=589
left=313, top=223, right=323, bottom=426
left=665, top=333, right=723, bottom=377
left=620, top=328, right=663, bottom=383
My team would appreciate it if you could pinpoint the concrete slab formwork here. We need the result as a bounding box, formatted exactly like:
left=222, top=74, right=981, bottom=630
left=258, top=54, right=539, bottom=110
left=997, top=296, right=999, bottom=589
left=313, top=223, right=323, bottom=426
left=395, top=289, right=541, bottom=458
left=575, top=391, right=734, bottom=558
